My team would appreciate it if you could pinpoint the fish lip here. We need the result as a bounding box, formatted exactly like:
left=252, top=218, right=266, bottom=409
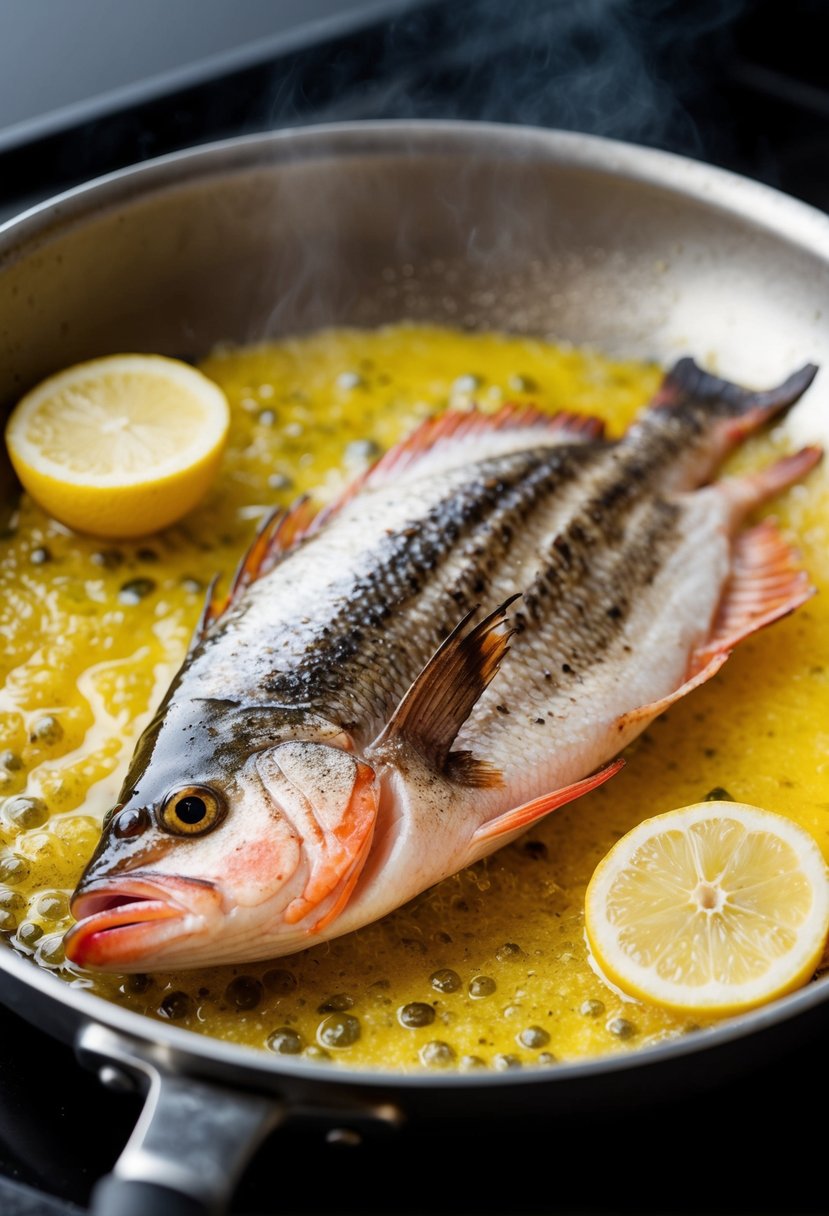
left=65, top=876, right=217, bottom=971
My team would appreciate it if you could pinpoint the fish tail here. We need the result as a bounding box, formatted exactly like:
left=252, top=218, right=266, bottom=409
left=652, top=358, right=818, bottom=435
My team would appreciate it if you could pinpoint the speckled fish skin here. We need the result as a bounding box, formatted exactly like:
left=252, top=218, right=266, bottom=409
left=64, top=359, right=821, bottom=971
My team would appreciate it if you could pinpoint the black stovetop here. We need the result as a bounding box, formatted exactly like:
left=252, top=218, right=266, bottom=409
left=2, top=991, right=828, bottom=1216
left=2, top=2, right=829, bottom=1212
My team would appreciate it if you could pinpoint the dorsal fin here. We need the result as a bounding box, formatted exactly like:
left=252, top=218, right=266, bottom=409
left=199, top=496, right=319, bottom=635
left=196, top=404, right=604, bottom=635
left=368, top=596, right=519, bottom=787
left=315, top=404, right=606, bottom=528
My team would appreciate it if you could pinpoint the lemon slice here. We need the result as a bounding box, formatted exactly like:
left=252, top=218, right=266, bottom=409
left=5, top=354, right=230, bottom=538
left=585, top=801, right=829, bottom=1016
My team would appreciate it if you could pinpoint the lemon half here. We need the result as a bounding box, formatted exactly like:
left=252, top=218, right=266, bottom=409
left=585, top=801, right=829, bottom=1016
left=5, top=354, right=230, bottom=538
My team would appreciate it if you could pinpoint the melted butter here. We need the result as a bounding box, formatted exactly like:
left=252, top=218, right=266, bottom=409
left=1, top=323, right=827, bottom=1073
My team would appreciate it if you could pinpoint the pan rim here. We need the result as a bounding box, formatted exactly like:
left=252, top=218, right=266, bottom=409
left=3, top=942, right=829, bottom=1089
left=1, top=118, right=828, bottom=1090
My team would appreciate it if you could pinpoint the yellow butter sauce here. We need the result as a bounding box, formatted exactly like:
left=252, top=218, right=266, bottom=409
left=1, top=324, right=827, bottom=1072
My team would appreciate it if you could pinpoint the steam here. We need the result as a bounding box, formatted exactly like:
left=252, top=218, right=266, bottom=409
left=293, top=0, right=748, bottom=157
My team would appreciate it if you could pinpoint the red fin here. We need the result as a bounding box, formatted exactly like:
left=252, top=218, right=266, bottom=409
left=201, top=497, right=319, bottom=632
left=316, top=404, right=606, bottom=526
left=614, top=652, right=730, bottom=732
left=471, top=759, right=624, bottom=844
left=367, top=403, right=605, bottom=485
left=369, top=597, right=518, bottom=787
left=718, top=447, right=822, bottom=519
left=691, top=519, right=815, bottom=671
left=615, top=518, right=814, bottom=732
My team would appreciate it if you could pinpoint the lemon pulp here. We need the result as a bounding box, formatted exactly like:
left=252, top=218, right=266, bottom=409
left=5, top=354, right=229, bottom=537
left=0, top=324, right=827, bottom=1072
left=585, top=801, right=829, bottom=1014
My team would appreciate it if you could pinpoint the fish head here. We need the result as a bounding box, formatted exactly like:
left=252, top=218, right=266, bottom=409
left=65, top=705, right=379, bottom=971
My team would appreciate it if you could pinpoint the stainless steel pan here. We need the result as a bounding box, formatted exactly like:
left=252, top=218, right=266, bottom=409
left=2, top=121, right=829, bottom=1216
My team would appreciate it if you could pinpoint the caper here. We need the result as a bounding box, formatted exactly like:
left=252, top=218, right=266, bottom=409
left=0, top=889, right=24, bottom=912
left=0, top=856, right=29, bottom=885
left=452, top=374, right=481, bottom=394
left=225, top=976, right=263, bottom=1011
left=468, top=975, right=496, bottom=999
left=459, top=1054, right=486, bottom=1071
left=607, top=1017, right=637, bottom=1040
left=127, top=973, right=153, bottom=994
left=29, top=546, right=51, bottom=565
left=91, top=548, right=123, bottom=569
left=537, top=1052, right=557, bottom=1066
left=263, top=968, right=297, bottom=994
left=158, top=991, right=192, bottom=1020
left=495, top=942, right=522, bottom=962
left=493, top=1054, right=522, bottom=1070
left=419, top=1041, right=456, bottom=1068
left=317, top=992, right=354, bottom=1013
left=507, top=374, right=538, bottom=393
left=16, top=921, right=43, bottom=948
left=345, top=439, right=380, bottom=463
left=337, top=372, right=364, bottom=391
left=0, top=908, right=18, bottom=932
left=30, top=715, right=63, bottom=746
left=430, top=968, right=461, bottom=994
left=0, top=752, right=22, bottom=773
left=517, top=1026, right=550, bottom=1050
left=398, top=1002, right=436, bottom=1029
left=2, top=796, right=48, bottom=830
left=579, top=998, right=606, bottom=1018
left=317, top=1013, right=361, bottom=1049
left=118, top=578, right=156, bottom=605
left=267, top=1027, right=303, bottom=1055
left=704, top=786, right=734, bottom=802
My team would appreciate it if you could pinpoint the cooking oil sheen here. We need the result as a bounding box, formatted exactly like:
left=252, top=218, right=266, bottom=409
left=1, top=324, right=827, bottom=1072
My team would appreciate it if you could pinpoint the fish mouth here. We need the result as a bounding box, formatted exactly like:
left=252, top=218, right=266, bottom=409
left=65, top=877, right=217, bottom=971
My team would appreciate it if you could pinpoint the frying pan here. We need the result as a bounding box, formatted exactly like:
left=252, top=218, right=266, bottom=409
left=1, top=121, right=829, bottom=1216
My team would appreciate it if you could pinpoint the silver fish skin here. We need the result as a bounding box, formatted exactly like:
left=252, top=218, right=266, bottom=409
left=64, top=359, right=821, bottom=971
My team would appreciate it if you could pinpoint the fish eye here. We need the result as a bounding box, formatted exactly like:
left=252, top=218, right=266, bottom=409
left=159, top=786, right=225, bottom=837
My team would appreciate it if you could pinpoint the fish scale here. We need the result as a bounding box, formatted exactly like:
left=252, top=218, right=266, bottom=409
left=65, top=359, right=822, bottom=970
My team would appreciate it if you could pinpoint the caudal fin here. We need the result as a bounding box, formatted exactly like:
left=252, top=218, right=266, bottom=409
left=652, top=358, right=818, bottom=437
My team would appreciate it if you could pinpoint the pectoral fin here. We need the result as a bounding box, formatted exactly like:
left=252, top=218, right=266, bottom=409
left=369, top=598, right=518, bottom=787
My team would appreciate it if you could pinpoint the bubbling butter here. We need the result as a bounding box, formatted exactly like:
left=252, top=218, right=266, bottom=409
left=1, top=324, right=826, bottom=1072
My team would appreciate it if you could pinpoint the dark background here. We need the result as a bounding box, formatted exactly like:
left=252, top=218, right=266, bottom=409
left=1, top=1, right=827, bottom=1212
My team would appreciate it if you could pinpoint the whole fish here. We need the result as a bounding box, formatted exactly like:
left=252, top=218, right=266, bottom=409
left=65, top=359, right=821, bottom=971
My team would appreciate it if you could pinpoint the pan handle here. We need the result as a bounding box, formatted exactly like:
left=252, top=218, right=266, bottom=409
left=78, top=1026, right=281, bottom=1216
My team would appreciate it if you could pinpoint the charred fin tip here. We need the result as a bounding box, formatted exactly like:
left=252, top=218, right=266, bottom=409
left=659, top=358, right=819, bottom=416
